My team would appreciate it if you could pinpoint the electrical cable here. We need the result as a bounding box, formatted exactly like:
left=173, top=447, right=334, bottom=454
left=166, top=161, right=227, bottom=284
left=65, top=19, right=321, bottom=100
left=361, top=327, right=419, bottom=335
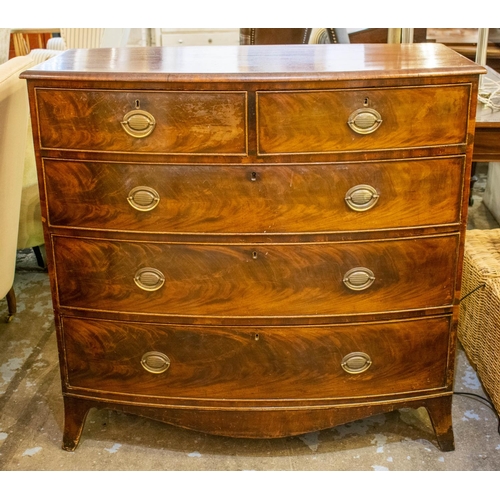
left=459, top=283, right=486, bottom=303
left=453, top=391, right=500, bottom=435
left=478, top=76, right=500, bottom=110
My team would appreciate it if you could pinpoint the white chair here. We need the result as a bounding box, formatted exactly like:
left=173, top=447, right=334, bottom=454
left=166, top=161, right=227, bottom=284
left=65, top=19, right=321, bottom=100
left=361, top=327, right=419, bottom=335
left=0, top=55, right=37, bottom=322
left=46, top=28, right=131, bottom=50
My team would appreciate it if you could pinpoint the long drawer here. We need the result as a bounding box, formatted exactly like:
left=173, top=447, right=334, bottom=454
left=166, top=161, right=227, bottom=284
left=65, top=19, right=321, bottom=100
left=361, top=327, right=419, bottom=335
left=257, top=85, right=470, bottom=154
left=62, top=315, right=451, bottom=400
left=34, top=89, right=247, bottom=155
left=43, top=157, right=465, bottom=233
left=53, top=235, right=459, bottom=317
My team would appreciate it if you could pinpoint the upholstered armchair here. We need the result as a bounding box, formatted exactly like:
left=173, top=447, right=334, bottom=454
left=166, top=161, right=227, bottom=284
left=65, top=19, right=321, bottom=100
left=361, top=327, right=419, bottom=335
left=46, top=28, right=130, bottom=50
left=0, top=55, right=37, bottom=322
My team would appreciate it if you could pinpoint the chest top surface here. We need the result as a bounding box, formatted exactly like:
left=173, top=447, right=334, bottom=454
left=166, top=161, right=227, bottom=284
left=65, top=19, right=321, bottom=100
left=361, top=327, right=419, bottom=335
left=21, top=43, right=485, bottom=84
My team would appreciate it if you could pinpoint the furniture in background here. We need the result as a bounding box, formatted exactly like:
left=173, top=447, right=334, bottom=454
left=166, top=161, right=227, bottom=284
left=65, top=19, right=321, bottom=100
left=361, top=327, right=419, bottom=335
left=472, top=66, right=500, bottom=164
left=10, top=29, right=59, bottom=57
left=310, top=28, right=350, bottom=44
left=427, top=28, right=500, bottom=72
left=23, top=43, right=483, bottom=451
left=15, top=49, right=61, bottom=269
left=347, top=28, right=428, bottom=44
left=154, top=28, right=239, bottom=47
left=466, top=65, right=500, bottom=210
left=483, top=164, right=500, bottom=223
left=45, top=28, right=130, bottom=50
left=239, top=28, right=350, bottom=45
left=16, top=116, right=46, bottom=268
left=240, top=28, right=313, bottom=44
left=472, top=67, right=500, bottom=223
left=458, top=229, right=500, bottom=416
left=153, top=28, right=349, bottom=47
left=0, top=55, right=39, bottom=322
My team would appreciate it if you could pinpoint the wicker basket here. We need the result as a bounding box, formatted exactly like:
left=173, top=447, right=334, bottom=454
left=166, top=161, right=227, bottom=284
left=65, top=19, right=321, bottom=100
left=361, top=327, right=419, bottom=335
left=458, top=229, right=500, bottom=414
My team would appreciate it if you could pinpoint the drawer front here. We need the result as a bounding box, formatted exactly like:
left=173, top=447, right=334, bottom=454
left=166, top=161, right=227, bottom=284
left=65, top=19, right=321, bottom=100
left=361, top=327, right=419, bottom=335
left=35, top=89, right=247, bottom=155
left=43, top=157, right=465, bottom=233
left=53, top=235, right=458, bottom=317
left=62, top=316, right=450, bottom=400
left=257, top=85, right=470, bottom=154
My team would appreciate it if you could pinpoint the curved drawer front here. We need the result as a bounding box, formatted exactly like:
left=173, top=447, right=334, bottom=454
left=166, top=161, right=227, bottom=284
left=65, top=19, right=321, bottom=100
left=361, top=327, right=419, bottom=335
left=62, top=315, right=450, bottom=400
left=257, top=85, right=470, bottom=154
left=35, top=89, right=247, bottom=155
left=53, top=235, right=458, bottom=317
left=43, top=157, right=465, bottom=233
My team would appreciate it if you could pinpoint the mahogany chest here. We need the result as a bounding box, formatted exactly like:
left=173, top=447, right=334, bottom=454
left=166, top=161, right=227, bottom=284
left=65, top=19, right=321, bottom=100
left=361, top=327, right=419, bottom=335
left=22, top=43, right=483, bottom=451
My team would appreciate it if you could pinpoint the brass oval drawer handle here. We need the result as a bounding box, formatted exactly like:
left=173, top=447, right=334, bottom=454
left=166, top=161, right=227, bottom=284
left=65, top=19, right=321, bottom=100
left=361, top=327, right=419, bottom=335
left=347, top=108, right=382, bottom=135
left=127, top=186, right=160, bottom=212
left=345, top=184, right=380, bottom=212
left=343, top=267, right=375, bottom=291
left=141, top=351, right=171, bottom=374
left=134, top=267, right=165, bottom=292
left=341, top=352, right=372, bottom=374
left=121, top=109, right=156, bottom=138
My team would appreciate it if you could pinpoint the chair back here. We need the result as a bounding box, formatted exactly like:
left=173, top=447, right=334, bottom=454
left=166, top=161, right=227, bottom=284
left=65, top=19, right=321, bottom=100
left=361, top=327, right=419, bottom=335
left=240, top=28, right=312, bottom=45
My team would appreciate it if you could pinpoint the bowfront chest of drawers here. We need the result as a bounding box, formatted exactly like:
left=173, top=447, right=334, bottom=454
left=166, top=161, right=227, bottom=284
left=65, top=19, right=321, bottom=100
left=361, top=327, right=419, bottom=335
left=22, top=44, right=484, bottom=451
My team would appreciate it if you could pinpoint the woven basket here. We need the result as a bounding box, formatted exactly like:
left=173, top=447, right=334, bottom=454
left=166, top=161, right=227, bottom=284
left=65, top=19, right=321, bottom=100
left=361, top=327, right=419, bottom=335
left=458, top=229, right=500, bottom=414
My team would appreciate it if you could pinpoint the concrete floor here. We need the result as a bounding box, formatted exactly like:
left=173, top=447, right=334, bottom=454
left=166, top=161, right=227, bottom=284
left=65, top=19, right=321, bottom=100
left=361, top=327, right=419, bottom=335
left=1, top=164, right=500, bottom=474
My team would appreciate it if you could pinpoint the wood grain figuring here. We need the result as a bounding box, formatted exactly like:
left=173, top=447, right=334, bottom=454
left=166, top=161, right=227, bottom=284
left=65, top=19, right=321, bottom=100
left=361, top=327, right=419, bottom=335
left=43, top=157, right=465, bottom=233
left=35, top=89, right=247, bottom=154
left=53, top=235, right=458, bottom=317
left=257, top=86, right=470, bottom=154
left=62, top=316, right=450, bottom=400
left=22, top=44, right=483, bottom=450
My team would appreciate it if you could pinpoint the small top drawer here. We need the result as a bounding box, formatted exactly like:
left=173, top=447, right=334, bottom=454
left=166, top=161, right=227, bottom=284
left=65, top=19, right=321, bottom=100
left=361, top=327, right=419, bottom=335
left=257, top=85, right=471, bottom=155
left=34, top=89, right=247, bottom=155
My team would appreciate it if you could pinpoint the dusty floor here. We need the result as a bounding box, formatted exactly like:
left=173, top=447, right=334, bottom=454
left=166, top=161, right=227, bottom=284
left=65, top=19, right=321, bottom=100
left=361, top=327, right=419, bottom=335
left=1, top=164, right=500, bottom=475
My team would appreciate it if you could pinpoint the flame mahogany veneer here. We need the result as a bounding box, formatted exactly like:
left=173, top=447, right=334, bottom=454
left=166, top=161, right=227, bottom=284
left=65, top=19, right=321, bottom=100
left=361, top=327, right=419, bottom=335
left=22, top=44, right=485, bottom=451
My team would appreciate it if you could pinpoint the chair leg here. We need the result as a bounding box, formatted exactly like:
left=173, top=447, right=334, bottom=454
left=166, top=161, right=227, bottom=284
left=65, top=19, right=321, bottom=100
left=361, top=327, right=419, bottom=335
left=6, top=286, right=16, bottom=322
left=32, top=246, right=45, bottom=269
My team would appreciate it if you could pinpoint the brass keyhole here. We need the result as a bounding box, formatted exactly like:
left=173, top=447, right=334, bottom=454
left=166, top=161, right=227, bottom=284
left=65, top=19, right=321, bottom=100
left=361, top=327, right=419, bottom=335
left=135, top=99, right=140, bottom=109
left=251, top=172, right=258, bottom=182
left=252, top=251, right=258, bottom=259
